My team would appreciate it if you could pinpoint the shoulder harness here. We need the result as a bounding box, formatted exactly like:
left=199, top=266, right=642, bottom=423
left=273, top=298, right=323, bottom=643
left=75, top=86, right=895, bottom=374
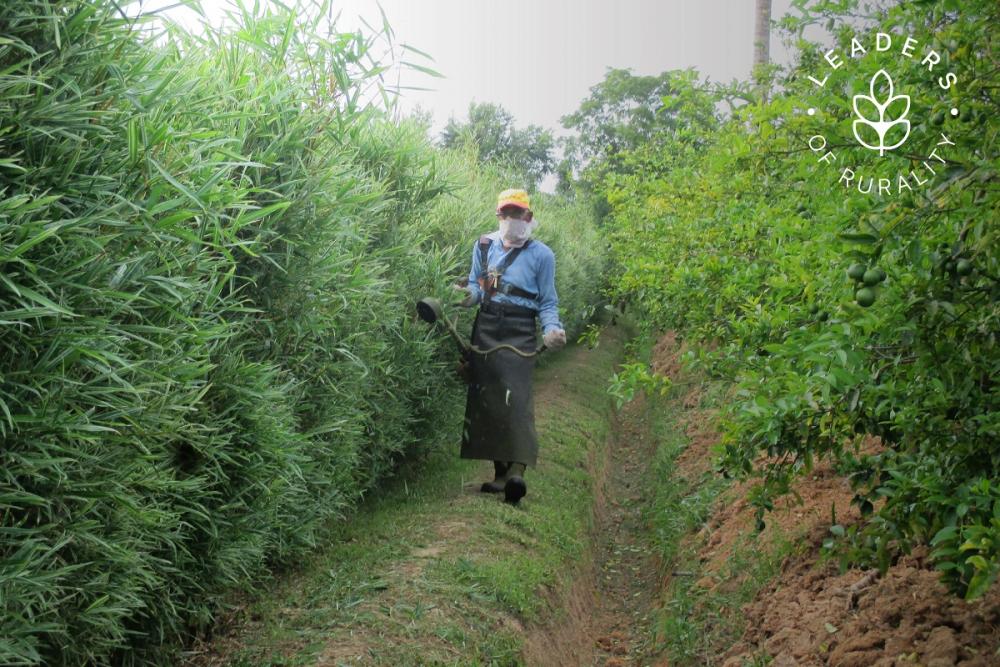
left=477, top=235, right=538, bottom=303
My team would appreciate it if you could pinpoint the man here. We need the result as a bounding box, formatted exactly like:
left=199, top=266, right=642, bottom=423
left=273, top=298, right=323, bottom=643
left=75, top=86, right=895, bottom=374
left=456, top=189, right=567, bottom=505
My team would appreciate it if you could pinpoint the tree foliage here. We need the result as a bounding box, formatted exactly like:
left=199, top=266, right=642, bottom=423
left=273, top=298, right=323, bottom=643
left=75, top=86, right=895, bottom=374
left=560, top=68, right=718, bottom=172
left=594, top=0, right=999, bottom=600
left=558, top=68, right=720, bottom=215
left=440, top=101, right=555, bottom=191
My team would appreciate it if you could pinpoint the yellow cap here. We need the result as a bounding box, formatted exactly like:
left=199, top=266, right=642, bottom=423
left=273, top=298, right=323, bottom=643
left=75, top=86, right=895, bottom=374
left=496, top=188, right=530, bottom=212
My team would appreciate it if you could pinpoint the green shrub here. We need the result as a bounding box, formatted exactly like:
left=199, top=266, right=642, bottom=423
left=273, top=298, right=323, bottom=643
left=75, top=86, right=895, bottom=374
left=597, top=0, right=999, bottom=600
left=0, top=2, right=603, bottom=664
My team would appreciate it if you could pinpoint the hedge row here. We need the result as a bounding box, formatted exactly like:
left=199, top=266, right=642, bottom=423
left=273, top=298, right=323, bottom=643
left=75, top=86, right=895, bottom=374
left=0, top=3, right=603, bottom=664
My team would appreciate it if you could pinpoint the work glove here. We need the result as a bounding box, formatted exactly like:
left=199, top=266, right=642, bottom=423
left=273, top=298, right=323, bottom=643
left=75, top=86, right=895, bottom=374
left=543, top=328, right=567, bottom=351
left=451, top=283, right=478, bottom=308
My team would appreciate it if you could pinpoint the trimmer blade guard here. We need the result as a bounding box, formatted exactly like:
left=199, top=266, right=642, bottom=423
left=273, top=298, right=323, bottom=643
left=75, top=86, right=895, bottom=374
left=416, top=297, right=443, bottom=324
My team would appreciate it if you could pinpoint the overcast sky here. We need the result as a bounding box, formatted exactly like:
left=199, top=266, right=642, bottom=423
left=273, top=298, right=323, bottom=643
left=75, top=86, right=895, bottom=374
left=155, top=0, right=809, bottom=136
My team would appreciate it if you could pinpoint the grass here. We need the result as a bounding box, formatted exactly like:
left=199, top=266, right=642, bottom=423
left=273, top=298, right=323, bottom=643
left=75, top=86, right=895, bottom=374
left=183, top=327, right=626, bottom=666
left=659, top=532, right=795, bottom=666
left=626, top=345, right=796, bottom=666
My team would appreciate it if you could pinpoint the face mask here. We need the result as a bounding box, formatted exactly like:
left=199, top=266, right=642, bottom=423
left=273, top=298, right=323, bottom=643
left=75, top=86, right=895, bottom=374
left=499, top=218, right=534, bottom=247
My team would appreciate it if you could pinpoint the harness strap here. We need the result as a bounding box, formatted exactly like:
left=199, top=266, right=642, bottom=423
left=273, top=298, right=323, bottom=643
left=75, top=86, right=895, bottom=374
left=478, top=234, right=492, bottom=280
left=499, top=283, right=538, bottom=300
left=477, top=237, right=536, bottom=303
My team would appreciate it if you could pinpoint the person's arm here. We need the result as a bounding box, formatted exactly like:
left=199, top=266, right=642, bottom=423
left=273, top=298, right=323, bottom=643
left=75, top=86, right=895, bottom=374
left=466, top=239, right=483, bottom=305
left=536, top=248, right=562, bottom=334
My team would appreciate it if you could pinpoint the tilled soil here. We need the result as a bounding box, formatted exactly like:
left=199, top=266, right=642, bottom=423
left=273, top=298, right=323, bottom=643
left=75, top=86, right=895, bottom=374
left=724, top=544, right=1000, bottom=667
left=644, top=330, right=1000, bottom=667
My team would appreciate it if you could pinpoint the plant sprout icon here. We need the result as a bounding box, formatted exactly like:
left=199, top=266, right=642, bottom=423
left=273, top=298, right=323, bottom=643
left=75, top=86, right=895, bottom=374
left=852, top=69, right=911, bottom=156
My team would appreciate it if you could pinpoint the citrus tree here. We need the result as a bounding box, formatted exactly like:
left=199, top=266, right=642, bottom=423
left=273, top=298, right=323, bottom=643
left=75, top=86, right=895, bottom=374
left=595, top=0, right=998, bottom=599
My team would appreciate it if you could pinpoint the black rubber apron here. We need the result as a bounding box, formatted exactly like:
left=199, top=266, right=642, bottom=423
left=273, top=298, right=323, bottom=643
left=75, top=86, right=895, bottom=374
left=460, top=303, right=539, bottom=467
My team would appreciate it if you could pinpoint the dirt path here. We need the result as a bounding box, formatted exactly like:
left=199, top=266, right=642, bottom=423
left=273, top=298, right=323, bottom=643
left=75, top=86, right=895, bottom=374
left=586, top=393, right=664, bottom=667
left=520, top=389, right=667, bottom=667
left=520, top=340, right=670, bottom=667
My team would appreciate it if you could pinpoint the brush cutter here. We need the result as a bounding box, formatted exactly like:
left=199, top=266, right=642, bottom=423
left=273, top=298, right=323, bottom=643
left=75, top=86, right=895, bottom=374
left=415, top=297, right=546, bottom=358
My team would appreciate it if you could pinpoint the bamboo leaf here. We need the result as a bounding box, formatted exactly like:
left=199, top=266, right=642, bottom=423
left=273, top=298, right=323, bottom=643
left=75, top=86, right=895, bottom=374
left=148, top=158, right=207, bottom=211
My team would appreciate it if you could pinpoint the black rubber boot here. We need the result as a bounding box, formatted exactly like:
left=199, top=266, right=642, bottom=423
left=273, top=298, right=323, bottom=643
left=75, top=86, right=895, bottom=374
left=504, top=462, right=527, bottom=504
left=480, top=461, right=509, bottom=493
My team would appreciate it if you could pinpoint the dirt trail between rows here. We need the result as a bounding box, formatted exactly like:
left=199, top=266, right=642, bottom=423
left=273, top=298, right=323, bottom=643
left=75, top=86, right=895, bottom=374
left=522, top=363, right=669, bottom=667
left=585, top=393, right=664, bottom=667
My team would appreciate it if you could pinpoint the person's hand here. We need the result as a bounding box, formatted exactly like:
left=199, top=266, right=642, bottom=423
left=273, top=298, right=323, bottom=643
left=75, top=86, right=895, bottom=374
left=451, top=283, right=477, bottom=308
left=543, top=328, right=567, bottom=351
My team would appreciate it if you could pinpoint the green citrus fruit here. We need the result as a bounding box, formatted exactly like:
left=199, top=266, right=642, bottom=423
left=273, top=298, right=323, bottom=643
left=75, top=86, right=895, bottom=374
left=847, top=263, right=866, bottom=281
left=873, top=267, right=886, bottom=283
left=809, top=304, right=819, bottom=315
left=862, top=268, right=882, bottom=286
left=855, top=287, right=876, bottom=307
left=931, top=111, right=945, bottom=126
left=955, top=259, right=973, bottom=276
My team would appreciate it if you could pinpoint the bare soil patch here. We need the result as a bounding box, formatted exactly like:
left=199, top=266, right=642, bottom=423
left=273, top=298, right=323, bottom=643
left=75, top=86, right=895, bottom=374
left=724, top=544, right=1000, bottom=666
left=651, top=331, right=715, bottom=482
left=698, top=460, right=860, bottom=578
left=647, top=336, right=1000, bottom=667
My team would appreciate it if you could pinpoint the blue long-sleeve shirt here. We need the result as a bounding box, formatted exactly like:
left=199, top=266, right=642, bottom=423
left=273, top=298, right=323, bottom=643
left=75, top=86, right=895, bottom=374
left=467, top=232, right=563, bottom=334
